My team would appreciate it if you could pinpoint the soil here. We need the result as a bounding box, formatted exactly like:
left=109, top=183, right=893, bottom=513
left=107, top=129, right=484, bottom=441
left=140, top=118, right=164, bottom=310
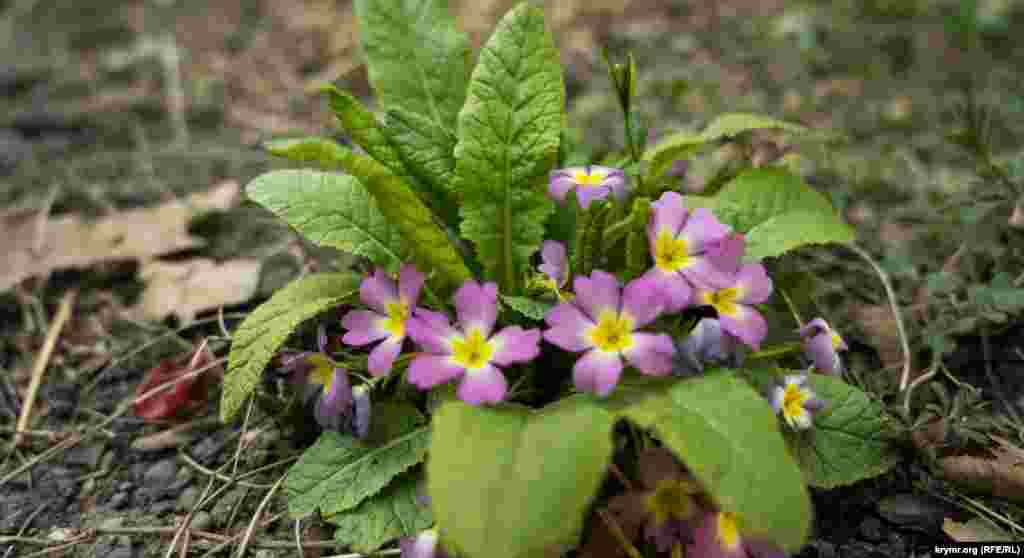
left=2, top=1, right=1024, bottom=557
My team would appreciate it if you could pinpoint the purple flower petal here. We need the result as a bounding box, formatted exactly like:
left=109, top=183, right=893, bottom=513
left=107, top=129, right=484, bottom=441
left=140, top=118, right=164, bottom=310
left=400, top=530, right=440, bottom=558
left=576, top=183, right=612, bottom=210
left=457, top=364, right=508, bottom=405
left=407, top=355, right=465, bottom=389
left=490, top=326, right=541, bottom=366
left=679, top=255, right=736, bottom=291
left=803, top=332, right=842, bottom=376
left=315, top=368, right=353, bottom=431
left=453, top=280, right=498, bottom=337
left=573, top=271, right=622, bottom=321
left=367, top=337, right=404, bottom=377
left=573, top=349, right=624, bottom=397
left=621, top=276, right=666, bottom=327
left=539, top=241, right=569, bottom=288
left=407, top=309, right=457, bottom=354
left=649, top=192, right=689, bottom=243
left=734, top=264, right=772, bottom=304
left=549, top=169, right=578, bottom=203
left=678, top=208, right=731, bottom=254
left=623, top=333, right=676, bottom=376
left=360, top=268, right=399, bottom=313
left=687, top=512, right=747, bottom=558
left=675, top=318, right=743, bottom=376
left=341, top=309, right=391, bottom=346
left=719, top=306, right=769, bottom=351
left=398, top=264, right=425, bottom=306
left=351, top=385, right=371, bottom=439
left=706, top=233, right=746, bottom=276
left=604, top=168, right=629, bottom=201
left=641, top=268, right=693, bottom=313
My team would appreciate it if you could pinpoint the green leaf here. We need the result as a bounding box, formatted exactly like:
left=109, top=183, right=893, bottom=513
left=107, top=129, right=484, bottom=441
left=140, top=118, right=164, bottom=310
left=499, top=294, right=554, bottom=321
left=285, top=425, right=431, bottom=519
left=783, top=374, right=901, bottom=488
left=428, top=396, right=615, bottom=558
left=454, top=3, right=564, bottom=293
left=621, top=371, right=811, bottom=552
left=330, top=143, right=472, bottom=296
left=220, top=273, right=361, bottom=422
left=263, top=137, right=348, bottom=170
left=744, top=209, right=856, bottom=260
left=644, top=113, right=810, bottom=179
left=712, top=168, right=844, bottom=234
left=246, top=169, right=407, bottom=272
left=385, top=107, right=459, bottom=197
left=327, top=473, right=433, bottom=553
left=354, top=0, right=469, bottom=134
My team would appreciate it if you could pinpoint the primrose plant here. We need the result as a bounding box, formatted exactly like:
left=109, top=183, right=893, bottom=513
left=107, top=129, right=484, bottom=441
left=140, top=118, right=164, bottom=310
left=219, top=2, right=901, bottom=557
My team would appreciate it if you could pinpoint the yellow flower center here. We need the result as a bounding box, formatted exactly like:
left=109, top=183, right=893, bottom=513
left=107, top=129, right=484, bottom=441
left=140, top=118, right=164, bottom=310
left=307, top=354, right=336, bottom=390
left=783, top=383, right=808, bottom=422
left=706, top=288, right=740, bottom=317
left=450, top=327, right=495, bottom=369
left=573, top=168, right=607, bottom=188
left=382, top=300, right=410, bottom=338
left=654, top=229, right=691, bottom=272
left=830, top=331, right=844, bottom=350
left=716, top=512, right=741, bottom=550
left=645, top=479, right=700, bottom=526
left=587, top=310, right=634, bottom=353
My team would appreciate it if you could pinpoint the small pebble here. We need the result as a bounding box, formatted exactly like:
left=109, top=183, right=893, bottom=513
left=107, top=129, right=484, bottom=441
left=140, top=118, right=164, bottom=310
left=108, top=492, right=129, bottom=510
left=65, top=444, right=105, bottom=469
left=149, top=500, right=176, bottom=515
left=144, top=458, right=177, bottom=486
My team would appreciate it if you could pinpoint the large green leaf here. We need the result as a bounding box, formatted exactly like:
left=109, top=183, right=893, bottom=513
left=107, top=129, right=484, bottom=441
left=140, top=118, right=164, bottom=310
left=453, top=3, right=563, bottom=293
left=327, top=473, right=433, bottom=553
left=783, top=374, right=901, bottom=488
left=246, top=169, right=407, bottom=272
left=712, top=168, right=844, bottom=233
left=220, top=273, right=361, bottom=422
left=285, top=425, right=430, bottom=519
left=744, top=210, right=857, bottom=261
left=354, top=0, right=469, bottom=135
left=622, top=371, right=811, bottom=552
left=322, top=87, right=418, bottom=184
left=499, top=294, right=554, bottom=321
left=644, top=113, right=810, bottom=179
left=428, top=396, right=615, bottom=558
left=385, top=107, right=460, bottom=198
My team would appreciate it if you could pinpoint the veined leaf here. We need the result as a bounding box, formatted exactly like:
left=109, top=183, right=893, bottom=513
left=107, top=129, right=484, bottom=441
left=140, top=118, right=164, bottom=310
left=622, top=371, right=811, bottom=552
left=384, top=108, right=460, bottom=223
left=429, top=396, right=615, bottom=558
left=220, top=273, right=361, bottom=422
left=454, top=3, right=563, bottom=293
left=263, top=137, right=347, bottom=170
left=285, top=425, right=430, bottom=518
left=744, top=210, right=856, bottom=261
left=783, top=373, right=901, bottom=488
left=711, top=168, right=842, bottom=233
left=499, top=294, right=553, bottom=321
left=327, top=473, right=433, bottom=553
left=644, top=113, right=811, bottom=179
left=247, top=169, right=407, bottom=272
left=354, top=0, right=469, bottom=134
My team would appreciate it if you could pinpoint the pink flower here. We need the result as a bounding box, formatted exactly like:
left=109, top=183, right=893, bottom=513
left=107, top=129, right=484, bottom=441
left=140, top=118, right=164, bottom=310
left=538, top=240, right=569, bottom=290
left=686, top=511, right=788, bottom=558
left=770, top=374, right=826, bottom=431
left=543, top=271, right=676, bottom=397
left=405, top=280, right=540, bottom=405
left=798, top=318, right=848, bottom=376
left=341, top=264, right=424, bottom=377
left=549, top=165, right=628, bottom=210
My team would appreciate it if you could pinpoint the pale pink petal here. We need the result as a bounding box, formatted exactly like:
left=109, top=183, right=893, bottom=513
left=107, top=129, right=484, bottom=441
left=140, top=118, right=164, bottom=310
left=678, top=207, right=732, bottom=253
left=621, top=276, right=666, bottom=326
left=457, top=364, right=508, bottom=405
left=454, top=280, right=498, bottom=337
left=400, top=530, right=439, bottom=558
left=649, top=191, right=689, bottom=241
left=544, top=301, right=596, bottom=329
left=539, top=241, right=569, bottom=287
left=719, top=306, right=769, bottom=351
left=407, top=355, right=465, bottom=389
left=360, top=268, right=399, bottom=313
left=398, top=264, right=425, bottom=305
left=804, top=333, right=842, bottom=376
left=573, top=349, right=624, bottom=397
left=549, top=169, right=578, bottom=203
left=576, top=184, right=612, bottom=210
left=623, top=333, right=676, bottom=376
left=341, top=310, right=391, bottom=346
left=798, top=317, right=831, bottom=339
left=543, top=324, right=594, bottom=353
left=705, top=233, right=746, bottom=275
left=734, top=263, right=772, bottom=304
left=641, top=268, right=693, bottom=313
left=407, top=309, right=457, bottom=354
left=490, top=326, right=541, bottom=366
left=367, top=337, right=404, bottom=377
left=573, top=271, right=622, bottom=321
left=602, top=168, right=629, bottom=201
left=679, top=255, right=736, bottom=291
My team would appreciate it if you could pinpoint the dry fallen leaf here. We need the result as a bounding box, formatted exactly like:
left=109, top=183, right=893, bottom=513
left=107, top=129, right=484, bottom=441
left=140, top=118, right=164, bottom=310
left=939, top=454, right=1024, bottom=503
left=127, top=258, right=262, bottom=323
left=0, top=181, right=240, bottom=292
left=134, top=344, right=221, bottom=422
left=852, top=304, right=906, bottom=376
left=943, top=517, right=1014, bottom=542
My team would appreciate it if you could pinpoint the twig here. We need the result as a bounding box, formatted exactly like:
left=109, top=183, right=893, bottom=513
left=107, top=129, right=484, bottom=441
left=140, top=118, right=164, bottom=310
left=294, top=519, right=305, bottom=558
left=13, top=289, right=76, bottom=448
left=235, top=474, right=286, bottom=558
left=596, top=509, right=643, bottom=558
left=178, top=451, right=275, bottom=489
left=778, top=287, right=805, bottom=327
left=847, top=243, right=913, bottom=391
left=902, top=358, right=941, bottom=422
left=1, top=502, right=48, bottom=558
left=196, top=512, right=286, bottom=558
left=166, top=460, right=229, bottom=558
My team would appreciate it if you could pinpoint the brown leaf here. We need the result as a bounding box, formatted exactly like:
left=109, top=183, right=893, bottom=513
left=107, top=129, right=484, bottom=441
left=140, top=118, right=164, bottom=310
left=991, top=435, right=1024, bottom=467
left=579, top=493, right=647, bottom=558
left=127, top=258, right=262, bottom=323
left=943, top=517, right=1013, bottom=542
left=911, top=418, right=949, bottom=453
left=0, top=181, right=240, bottom=292
left=636, top=447, right=690, bottom=490
left=851, top=304, right=905, bottom=375
left=939, top=455, right=1024, bottom=503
